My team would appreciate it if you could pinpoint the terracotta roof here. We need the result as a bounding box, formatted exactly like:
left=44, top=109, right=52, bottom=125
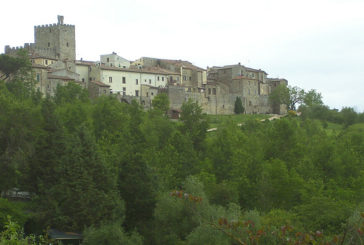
left=245, top=67, right=268, bottom=75
left=32, top=64, right=49, bottom=69
left=138, top=57, right=206, bottom=71
left=232, top=76, right=259, bottom=81
left=75, top=60, right=97, bottom=66
left=90, top=80, right=110, bottom=87
left=100, top=65, right=179, bottom=75
left=48, top=75, right=75, bottom=81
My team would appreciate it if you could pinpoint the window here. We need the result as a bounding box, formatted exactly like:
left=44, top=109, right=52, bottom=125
left=82, top=78, right=85, bottom=82
left=45, top=60, right=48, bottom=65
left=189, top=76, right=192, bottom=81
left=36, top=73, right=40, bottom=82
left=66, top=42, right=69, bottom=47
left=146, top=92, right=149, bottom=97
left=149, top=79, right=151, bottom=84
left=48, top=42, right=50, bottom=47
left=122, top=77, right=126, bottom=84
left=145, top=79, right=147, bottom=83
left=109, top=77, right=112, bottom=83
left=122, top=87, right=126, bottom=96
left=212, top=88, right=216, bottom=95
left=135, top=90, right=139, bottom=97
left=49, top=29, right=52, bottom=33
left=107, top=58, right=109, bottom=62
left=162, top=77, right=164, bottom=81
left=208, top=88, right=211, bottom=95
left=136, top=79, right=138, bottom=85
left=157, top=76, right=160, bottom=81
left=151, top=92, right=154, bottom=96
left=183, top=76, right=187, bottom=81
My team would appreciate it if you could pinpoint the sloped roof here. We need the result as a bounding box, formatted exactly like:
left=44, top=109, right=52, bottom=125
left=48, top=74, right=75, bottom=80
left=100, top=65, right=179, bottom=75
left=90, top=80, right=110, bottom=87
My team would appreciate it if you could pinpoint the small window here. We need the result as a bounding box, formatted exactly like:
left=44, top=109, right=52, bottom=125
left=151, top=92, right=154, bottom=96
left=212, top=88, right=216, bottom=95
left=107, top=58, right=109, bottom=62
left=36, top=73, right=40, bottom=82
left=162, top=77, right=164, bottom=81
left=146, top=92, right=149, bottom=97
left=122, top=87, right=126, bottom=96
left=208, top=88, right=211, bottom=95
left=122, top=77, right=126, bottom=84
left=45, top=60, right=48, bottom=65
left=82, top=78, right=85, bottom=82
left=189, top=76, right=192, bottom=81
left=109, top=77, right=112, bottom=83
left=149, top=79, right=151, bottom=84
left=66, top=42, right=69, bottom=47
left=135, top=90, right=139, bottom=97
left=183, top=76, right=186, bottom=81
left=48, top=42, right=50, bottom=47
left=157, top=76, right=160, bottom=81
left=136, top=79, right=138, bottom=85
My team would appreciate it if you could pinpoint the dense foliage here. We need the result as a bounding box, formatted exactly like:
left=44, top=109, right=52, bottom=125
left=2, top=53, right=364, bottom=244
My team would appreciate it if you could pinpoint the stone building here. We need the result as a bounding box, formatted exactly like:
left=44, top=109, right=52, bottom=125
left=4, top=16, right=288, bottom=115
left=5, top=16, right=80, bottom=96
left=100, top=52, right=130, bottom=68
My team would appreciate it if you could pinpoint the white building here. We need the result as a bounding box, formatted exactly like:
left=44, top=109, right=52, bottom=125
left=100, top=66, right=178, bottom=96
left=100, top=52, right=130, bottom=68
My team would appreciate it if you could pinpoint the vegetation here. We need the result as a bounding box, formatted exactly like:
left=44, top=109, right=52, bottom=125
left=2, top=53, right=364, bottom=244
left=234, top=97, right=244, bottom=114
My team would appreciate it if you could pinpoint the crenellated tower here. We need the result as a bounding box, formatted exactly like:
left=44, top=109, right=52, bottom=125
left=34, top=15, right=75, bottom=61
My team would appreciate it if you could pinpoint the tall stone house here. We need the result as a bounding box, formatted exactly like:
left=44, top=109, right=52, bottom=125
left=4, top=16, right=288, bottom=115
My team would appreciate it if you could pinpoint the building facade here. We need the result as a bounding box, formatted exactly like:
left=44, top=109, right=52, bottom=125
left=4, top=16, right=288, bottom=115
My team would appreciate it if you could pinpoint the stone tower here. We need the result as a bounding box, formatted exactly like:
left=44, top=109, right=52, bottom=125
left=34, top=15, right=75, bottom=61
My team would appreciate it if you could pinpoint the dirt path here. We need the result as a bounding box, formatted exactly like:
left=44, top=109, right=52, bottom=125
left=207, top=114, right=287, bottom=132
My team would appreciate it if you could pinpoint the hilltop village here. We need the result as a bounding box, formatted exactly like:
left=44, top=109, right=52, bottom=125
left=5, top=16, right=288, bottom=115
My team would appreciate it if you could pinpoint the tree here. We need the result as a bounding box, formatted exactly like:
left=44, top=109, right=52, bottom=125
left=269, top=85, right=304, bottom=111
left=0, top=51, right=31, bottom=81
left=179, top=99, right=209, bottom=151
left=83, top=222, right=143, bottom=245
left=152, top=93, right=169, bottom=115
left=54, top=82, right=89, bottom=105
left=302, top=89, right=323, bottom=107
left=234, top=97, right=244, bottom=114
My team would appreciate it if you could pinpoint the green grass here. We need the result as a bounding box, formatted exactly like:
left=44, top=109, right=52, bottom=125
left=324, top=121, right=343, bottom=136
left=206, top=114, right=271, bottom=129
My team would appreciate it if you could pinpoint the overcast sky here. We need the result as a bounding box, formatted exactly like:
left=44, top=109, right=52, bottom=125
left=1, top=0, right=364, bottom=111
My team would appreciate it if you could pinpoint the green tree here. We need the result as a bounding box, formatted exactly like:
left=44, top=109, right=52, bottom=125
left=234, top=97, right=244, bottom=114
left=179, top=99, right=209, bottom=151
left=83, top=222, right=143, bottom=245
left=302, top=89, right=323, bottom=107
left=269, top=85, right=305, bottom=111
left=0, top=51, right=31, bottom=81
left=151, top=93, right=169, bottom=115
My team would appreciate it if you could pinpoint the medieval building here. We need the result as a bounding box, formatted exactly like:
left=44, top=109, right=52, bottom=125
left=4, top=16, right=288, bottom=115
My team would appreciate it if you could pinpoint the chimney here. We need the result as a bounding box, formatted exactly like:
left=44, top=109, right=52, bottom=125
left=57, top=15, right=64, bottom=25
